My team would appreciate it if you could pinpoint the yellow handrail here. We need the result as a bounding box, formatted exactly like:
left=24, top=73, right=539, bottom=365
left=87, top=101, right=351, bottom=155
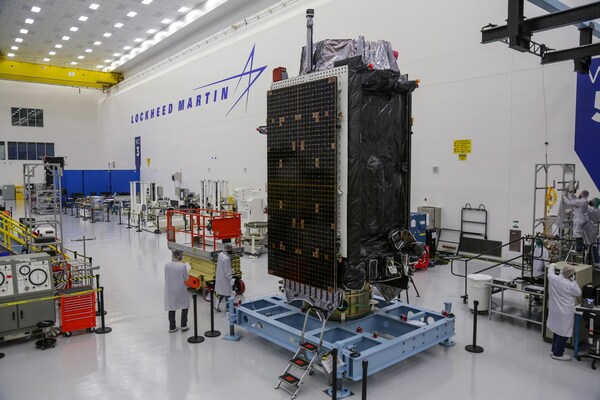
left=0, top=212, right=68, bottom=259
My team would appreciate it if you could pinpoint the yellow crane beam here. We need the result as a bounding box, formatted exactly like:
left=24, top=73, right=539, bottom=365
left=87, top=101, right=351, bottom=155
left=0, top=59, right=123, bottom=90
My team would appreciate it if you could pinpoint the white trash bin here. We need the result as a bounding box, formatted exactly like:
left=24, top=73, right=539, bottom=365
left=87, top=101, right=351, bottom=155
left=467, top=274, right=493, bottom=312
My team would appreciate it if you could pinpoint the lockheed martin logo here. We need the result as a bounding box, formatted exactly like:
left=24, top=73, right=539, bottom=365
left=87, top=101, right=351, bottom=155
left=130, top=45, right=267, bottom=124
left=194, top=44, right=267, bottom=116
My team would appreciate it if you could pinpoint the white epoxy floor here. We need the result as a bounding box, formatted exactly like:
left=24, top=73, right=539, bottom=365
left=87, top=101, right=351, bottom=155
left=1, top=205, right=599, bottom=400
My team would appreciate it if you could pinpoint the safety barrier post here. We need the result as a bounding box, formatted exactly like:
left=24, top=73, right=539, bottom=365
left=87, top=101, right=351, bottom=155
left=126, top=210, right=132, bottom=229
left=118, top=207, right=123, bottom=225
left=362, top=360, right=368, bottom=400
left=106, top=206, right=110, bottom=222
left=136, top=212, right=142, bottom=232
left=95, top=287, right=112, bottom=334
left=95, top=275, right=106, bottom=316
left=465, top=300, right=484, bottom=353
left=204, top=289, right=221, bottom=338
left=224, top=297, right=240, bottom=341
left=187, top=294, right=205, bottom=344
left=332, top=348, right=338, bottom=400
left=90, top=207, right=95, bottom=223
left=75, top=203, right=80, bottom=218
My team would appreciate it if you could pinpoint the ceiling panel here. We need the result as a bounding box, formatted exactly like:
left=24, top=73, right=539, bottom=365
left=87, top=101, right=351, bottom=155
left=0, top=0, right=208, bottom=71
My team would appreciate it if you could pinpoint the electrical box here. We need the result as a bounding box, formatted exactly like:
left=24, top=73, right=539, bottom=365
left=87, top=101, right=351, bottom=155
left=410, top=213, right=427, bottom=243
left=417, top=206, right=441, bottom=230
left=1, top=185, right=16, bottom=201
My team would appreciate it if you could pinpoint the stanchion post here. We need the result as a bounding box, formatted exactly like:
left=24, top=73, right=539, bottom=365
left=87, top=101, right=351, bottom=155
left=106, top=206, right=110, bottom=222
left=95, top=287, right=112, bottom=334
left=465, top=300, right=483, bottom=353
left=118, top=207, right=123, bottom=225
left=204, top=289, right=221, bottom=338
left=332, top=348, right=338, bottom=400
left=95, top=275, right=106, bottom=316
left=136, top=212, right=142, bottom=232
left=362, top=360, right=368, bottom=400
left=126, top=209, right=132, bottom=229
left=90, top=207, right=96, bottom=223
left=187, top=294, right=205, bottom=344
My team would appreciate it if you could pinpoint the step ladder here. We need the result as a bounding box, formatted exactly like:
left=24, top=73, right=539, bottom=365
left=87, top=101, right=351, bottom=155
left=275, top=306, right=327, bottom=399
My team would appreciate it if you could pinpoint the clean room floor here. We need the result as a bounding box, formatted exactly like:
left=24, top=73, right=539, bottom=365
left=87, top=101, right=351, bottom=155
left=1, top=203, right=599, bottom=400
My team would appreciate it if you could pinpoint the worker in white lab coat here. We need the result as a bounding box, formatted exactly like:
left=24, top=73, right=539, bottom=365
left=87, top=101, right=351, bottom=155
left=214, top=243, right=234, bottom=312
left=547, top=263, right=582, bottom=360
left=164, top=249, right=191, bottom=333
left=563, top=190, right=589, bottom=253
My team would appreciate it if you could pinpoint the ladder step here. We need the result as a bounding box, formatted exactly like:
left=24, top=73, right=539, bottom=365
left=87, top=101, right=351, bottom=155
left=289, top=357, right=309, bottom=369
left=299, top=342, right=318, bottom=352
left=278, top=373, right=300, bottom=386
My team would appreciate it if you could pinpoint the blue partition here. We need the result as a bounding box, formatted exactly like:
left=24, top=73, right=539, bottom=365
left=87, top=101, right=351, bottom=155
left=62, top=169, right=140, bottom=197
left=110, top=170, right=140, bottom=194
left=83, top=170, right=111, bottom=195
left=62, top=170, right=84, bottom=196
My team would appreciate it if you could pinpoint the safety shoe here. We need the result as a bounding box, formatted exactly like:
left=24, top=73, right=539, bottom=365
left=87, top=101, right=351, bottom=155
left=181, top=326, right=190, bottom=332
left=169, top=327, right=179, bottom=333
left=214, top=306, right=222, bottom=312
left=551, top=354, right=571, bottom=361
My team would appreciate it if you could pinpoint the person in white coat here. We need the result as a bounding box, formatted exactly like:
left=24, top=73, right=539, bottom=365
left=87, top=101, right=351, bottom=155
left=563, top=190, right=589, bottom=253
left=214, top=243, right=234, bottom=312
left=547, top=263, right=582, bottom=360
left=164, top=249, right=190, bottom=333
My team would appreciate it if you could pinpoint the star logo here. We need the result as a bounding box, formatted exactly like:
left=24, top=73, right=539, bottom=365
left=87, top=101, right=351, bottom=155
left=193, top=45, right=267, bottom=116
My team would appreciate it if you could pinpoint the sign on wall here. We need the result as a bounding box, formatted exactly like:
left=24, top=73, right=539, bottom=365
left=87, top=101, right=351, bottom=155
left=575, top=58, right=600, bottom=190
left=454, top=138, right=471, bottom=161
left=135, top=136, right=141, bottom=171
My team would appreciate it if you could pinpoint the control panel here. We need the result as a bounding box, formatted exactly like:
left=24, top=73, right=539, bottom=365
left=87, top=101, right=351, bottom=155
left=0, top=263, right=15, bottom=298
left=16, top=259, right=52, bottom=294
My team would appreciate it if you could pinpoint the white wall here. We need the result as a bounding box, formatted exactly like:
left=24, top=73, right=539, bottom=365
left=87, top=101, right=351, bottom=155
left=0, top=80, right=104, bottom=185
left=97, top=0, right=598, bottom=256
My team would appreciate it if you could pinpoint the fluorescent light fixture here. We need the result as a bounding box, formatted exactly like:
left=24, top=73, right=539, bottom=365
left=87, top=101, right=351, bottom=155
left=70, top=26, right=79, bottom=32
left=15, top=38, right=23, bottom=42
left=71, top=61, right=78, bottom=65
left=20, top=29, right=29, bottom=34
left=96, top=65, right=104, bottom=68
left=133, top=38, right=143, bottom=42
left=113, top=53, right=121, bottom=57
left=49, top=51, right=56, bottom=55
left=177, top=7, right=189, bottom=13
left=94, top=41, right=102, bottom=45
left=43, top=58, right=50, bottom=62
left=11, top=46, right=18, bottom=50
left=161, top=19, right=171, bottom=24
left=147, top=29, right=156, bottom=34
left=55, top=44, right=62, bottom=48
left=126, top=11, right=137, bottom=17
left=77, top=55, right=85, bottom=59
left=62, top=36, right=70, bottom=40
left=104, top=59, right=113, bottom=63
left=89, top=3, right=99, bottom=10
left=7, top=53, right=15, bottom=57
left=141, top=0, right=153, bottom=4
left=123, top=45, right=132, bottom=50
left=31, top=6, right=41, bottom=12
left=114, top=22, right=124, bottom=28
left=79, top=16, right=88, bottom=21
left=85, top=48, right=93, bottom=53
left=25, top=18, right=34, bottom=24
left=103, top=32, right=112, bottom=37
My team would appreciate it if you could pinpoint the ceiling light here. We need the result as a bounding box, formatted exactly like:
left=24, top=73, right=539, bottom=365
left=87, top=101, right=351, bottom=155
left=126, top=11, right=137, bottom=17
left=147, top=29, right=156, bottom=34
left=55, top=44, right=62, bottom=48
left=11, top=46, right=18, bottom=50
left=7, top=53, right=15, bottom=57
left=96, top=65, right=104, bottom=68
left=79, top=16, right=88, bottom=22
left=62, top=36, right=70, bottom=40
left=20, top=29, right=28, bottom=34
left=70, top=26, right=79, bottom=32
left=77, top=55, right=85, bottom=59
left=71, top=61, right=78, bottom=65
left=31, top=6, right=41, bottom=12
left=49, top=51, right=56, bottom=55
left=104, top=59, right=112, bottom=63
left=177, top=7, right=189, bottom=13
left=113, top=53, right=121, bottom=57
left=161, top=19, right=171, bottom=24
left=141, top=0, right=153, bottom=4
left=123, top=45, right=132, bottom=50
left=85, top=48, right=93, bottom=53
left=89, top=3, right=99, bottom=10
left=25, top=18, right=34, bottom=24
left=94, top=41, right=102, bottom=45
left=15, top=38, right=23, bottom=42
left=43, top=58, right=50, bottom=62
left=103, top=32, right=112, bottom=37
left=133, top=38, right=143, bottom=42
left=114, top=22, right=124, bottom=28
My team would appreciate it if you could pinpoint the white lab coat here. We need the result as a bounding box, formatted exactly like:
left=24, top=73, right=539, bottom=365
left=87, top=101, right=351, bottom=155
left=215, top=251, right=233, bottom=296
left=546, top=264, right=582, bottom=337
left=164, top=260, right=190, bottom=311
left=532, top=246, right=548, bottom=277
left=563, top=195, right=589, bottom=238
